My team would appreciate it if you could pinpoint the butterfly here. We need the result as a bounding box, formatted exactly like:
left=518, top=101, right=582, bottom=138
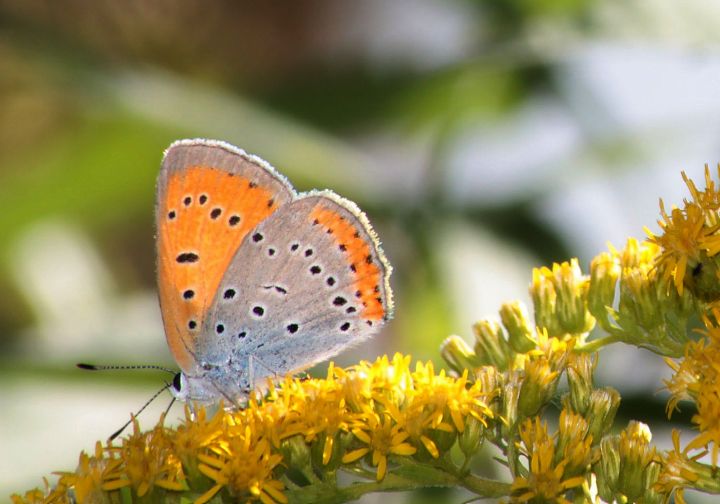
left=155, top=139, right=393, bottom=404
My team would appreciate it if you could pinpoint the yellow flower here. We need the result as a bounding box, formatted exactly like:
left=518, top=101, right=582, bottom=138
left=655, top=430, right=700, bottom=503
left=66, top=441, right=128, bottom=503
left=172, top=405, right=225, bottom=475
left=197, top=425, right=286, bottom=504
left=616, top=421, right=657, bottom=501
left=682, top=166, right=720, bottom=227
left=664, top=342, right=702, bottom=415
left=556, top=409, right=593, bottom=478
left=342, top=406, right=416, bottom=481
left=11, top=478, right=67, bottom=504
left=19, top=354, right=501, bottom=501
left=290, top=371, right=349, bottom=465
left=647, top=168, right=720, bottom=296
left=511, top=417, right=586, bottom=503
left=115, top=418, right=186, bottom=497
left=686, top=383, right=720, bottom=466
left=650, top=203, right=708, bottom=295
left=530, top=259, right=594, bottom=337
left=665, top=311, right=720, bottom=465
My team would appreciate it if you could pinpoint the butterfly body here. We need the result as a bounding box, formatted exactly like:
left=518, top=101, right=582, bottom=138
left=156, top=140, right=392, bottom=404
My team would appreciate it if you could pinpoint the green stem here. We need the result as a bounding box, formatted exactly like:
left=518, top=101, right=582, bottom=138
left=284, top=473, right=426, bottom=504
left=576, top=334, right=621, bottom=353
left=459, top=473, right=512, bottom=497
left=394, top=457, right=511, bottom=498
left=284, top=457, right=512, bottom=503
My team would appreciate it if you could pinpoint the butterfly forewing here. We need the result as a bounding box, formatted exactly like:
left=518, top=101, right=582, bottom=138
left=156, top=140, right=294, bottom=372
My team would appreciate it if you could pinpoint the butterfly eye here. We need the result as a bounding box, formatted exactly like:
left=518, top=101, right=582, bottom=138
left=172, top=373, right=183, bottom=391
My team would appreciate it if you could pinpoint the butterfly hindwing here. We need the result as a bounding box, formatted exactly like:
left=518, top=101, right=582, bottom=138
left=199, top=192, right=393, bottom=384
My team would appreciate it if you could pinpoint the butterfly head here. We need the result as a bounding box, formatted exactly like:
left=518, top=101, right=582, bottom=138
left=170, top=362, right=250, bottom=404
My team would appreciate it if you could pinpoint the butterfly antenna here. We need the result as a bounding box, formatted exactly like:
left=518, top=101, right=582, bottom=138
left=108, top=381, right=173, bottom=441
left=77, top=363, right=176, bottom=376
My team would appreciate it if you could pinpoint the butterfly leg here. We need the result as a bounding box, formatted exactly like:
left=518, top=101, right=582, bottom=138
left=208, top=379, right=241, bottom=409
left=246, top=354, right=281, bottom=396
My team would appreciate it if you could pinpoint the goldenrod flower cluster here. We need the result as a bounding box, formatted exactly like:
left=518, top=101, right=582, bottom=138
left=15, top=167, right=720, bottom=503
left=13, top=355, right=502, bottom=504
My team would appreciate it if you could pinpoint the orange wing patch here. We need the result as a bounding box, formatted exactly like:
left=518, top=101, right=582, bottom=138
left=309, top=205, right=386, bottom=321
left=158, top=166, right=282, bottom=370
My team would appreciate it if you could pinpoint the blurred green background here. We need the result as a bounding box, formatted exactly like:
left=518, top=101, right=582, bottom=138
left=1, top=0, right=718, bottom=500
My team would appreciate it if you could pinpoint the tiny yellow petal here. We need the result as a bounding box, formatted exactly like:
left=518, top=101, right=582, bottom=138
left=136, top=481, right=149, bottom=497
left=352, top=429, right=372, bottom=444
left=194, top=484, right=222, bottom=504
left=322, top=436, right=334, bottom=465
left=264, top=484, right=289, bottom=504
left=342, top=448, right=370, bottom=463
left=101, top=479, right=130, bottom=491
left=390, top=443, right=417, bottom=456
left=197, top=464, right=222, bottom=482
left=156, top=479, right=185, bottom=491
left=420, top=436, right=439, bottom=459
left=377, top=455, right=387, bottom=481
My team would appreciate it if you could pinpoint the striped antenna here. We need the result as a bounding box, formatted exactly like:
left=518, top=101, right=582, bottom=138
left=76, top=362, right=180, bottom=440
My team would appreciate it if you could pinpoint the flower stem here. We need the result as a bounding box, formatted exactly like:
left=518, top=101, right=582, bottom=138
left=284, top=458, right=512, bottom=503
left=576, top=334, right=621, bottom=353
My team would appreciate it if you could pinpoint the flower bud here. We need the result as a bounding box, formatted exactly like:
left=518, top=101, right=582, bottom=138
left=556, top=409, right=593, bottom=478
left=473, top=320, right=514, bottom=371
left=518, top=358, right=559, bottom=418
left=501, top=372, right=522, bottom=435
left=565, top=352, right=596, bottom=415
left=458, top=415, right=486, bottom=457
left=617, top=421, right=656, bottom=501
left=588, top=251, right=620, bottom=329
left=586, top=387, right=620, bottom=442
left=500, top=301, right=535, bottom=353
left=531, top=259, right=595, bottom=337
left=595, top=436, right=620, bottom=502
left=280, top=434, right=312, bottom=472
left=440, top=335, right=479, bottom=375
left=641, top=459, right=663, bottom=504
